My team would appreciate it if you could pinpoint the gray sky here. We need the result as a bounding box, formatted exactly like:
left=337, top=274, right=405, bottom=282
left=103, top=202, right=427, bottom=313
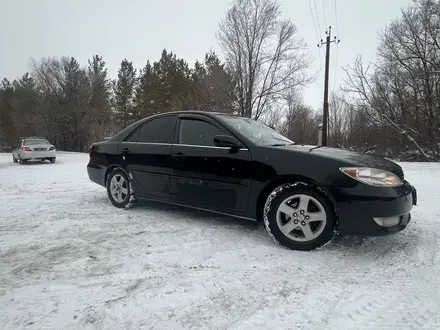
left=0, top=0, right=412, bottom=109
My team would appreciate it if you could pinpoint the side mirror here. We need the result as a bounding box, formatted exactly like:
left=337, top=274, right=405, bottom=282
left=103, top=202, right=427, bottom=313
left=214, top=135, right=241, bottom=149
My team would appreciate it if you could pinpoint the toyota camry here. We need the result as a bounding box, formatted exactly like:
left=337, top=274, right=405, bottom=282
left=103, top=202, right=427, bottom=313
left=87, top=111, right=417, bottom=251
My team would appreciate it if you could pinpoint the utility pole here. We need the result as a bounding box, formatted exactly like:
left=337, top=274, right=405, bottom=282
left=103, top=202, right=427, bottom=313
left=318, top=26, right=340, bottom=146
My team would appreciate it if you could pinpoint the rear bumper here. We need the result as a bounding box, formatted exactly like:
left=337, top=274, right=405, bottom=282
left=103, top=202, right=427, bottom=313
left=87, top=163, right=106, bottom=187
left=20, top=151, right=56, bottom=160
left=330, top=181, right=417, bottom=236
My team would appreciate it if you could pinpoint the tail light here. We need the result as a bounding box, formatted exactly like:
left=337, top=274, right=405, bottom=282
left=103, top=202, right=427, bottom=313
left=22, top=147, right=31, bottom=151
left=49, top=146, right=56, bottom=151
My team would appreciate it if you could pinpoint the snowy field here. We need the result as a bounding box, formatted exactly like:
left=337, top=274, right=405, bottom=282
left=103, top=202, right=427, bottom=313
left=0, top=152, right=439, bottom=330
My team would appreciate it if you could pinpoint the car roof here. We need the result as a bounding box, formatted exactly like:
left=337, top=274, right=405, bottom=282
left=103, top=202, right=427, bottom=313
left=108, top=111, right=247, bottom=143
left=151, top=110, right=243, bottom=119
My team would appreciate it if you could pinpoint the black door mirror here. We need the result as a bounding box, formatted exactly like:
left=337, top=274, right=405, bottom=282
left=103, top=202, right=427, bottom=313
left=214, top=135, right=241, bottom=149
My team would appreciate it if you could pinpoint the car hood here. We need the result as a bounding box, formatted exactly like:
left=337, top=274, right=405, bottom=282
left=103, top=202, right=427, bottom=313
left=278, top=144, right=403, bottom=175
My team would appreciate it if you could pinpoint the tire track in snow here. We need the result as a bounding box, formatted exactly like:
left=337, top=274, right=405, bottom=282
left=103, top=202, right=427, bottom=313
left=325, top=286, right=440, bottom=330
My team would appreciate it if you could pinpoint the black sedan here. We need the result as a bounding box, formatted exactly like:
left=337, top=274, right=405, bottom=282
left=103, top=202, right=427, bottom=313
left=87, top=111, right=417, bottom=251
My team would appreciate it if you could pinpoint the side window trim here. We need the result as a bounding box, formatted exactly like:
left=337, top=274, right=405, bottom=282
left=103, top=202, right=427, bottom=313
left=124, top=127, right=140, bottom=142
left=120, top=114, right=248, bottom=150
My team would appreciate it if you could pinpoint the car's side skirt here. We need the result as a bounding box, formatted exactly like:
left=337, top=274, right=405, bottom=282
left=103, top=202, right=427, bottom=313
left=138, top=197, right=257, bottom=222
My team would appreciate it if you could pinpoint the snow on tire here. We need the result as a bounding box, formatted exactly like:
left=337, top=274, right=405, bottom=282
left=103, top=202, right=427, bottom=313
left=106, top=168, right=137, bottom=209
left=263, top=182, right=337, bottom=251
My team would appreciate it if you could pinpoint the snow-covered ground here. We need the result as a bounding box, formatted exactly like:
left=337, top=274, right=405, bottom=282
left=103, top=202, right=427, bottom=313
left=0, top=152, right=439, bottom=330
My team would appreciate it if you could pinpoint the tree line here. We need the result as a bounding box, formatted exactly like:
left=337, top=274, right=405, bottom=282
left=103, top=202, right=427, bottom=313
left=0, top=0, right=439, bottom=161
left=0, top=50, right=236, bottom=152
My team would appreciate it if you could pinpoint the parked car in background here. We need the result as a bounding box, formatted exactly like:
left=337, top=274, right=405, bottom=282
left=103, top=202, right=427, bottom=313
left=12, top=137, right=57, bottom=164
left=87, top=111, right=417, bottom=251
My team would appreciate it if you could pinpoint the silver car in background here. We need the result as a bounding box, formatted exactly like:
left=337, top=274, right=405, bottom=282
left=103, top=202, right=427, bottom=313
left=12, top=137, right=57, bottom=164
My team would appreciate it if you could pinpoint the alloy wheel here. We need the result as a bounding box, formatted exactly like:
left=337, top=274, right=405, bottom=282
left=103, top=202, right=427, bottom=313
left=275, top=194, right=327, bottom=242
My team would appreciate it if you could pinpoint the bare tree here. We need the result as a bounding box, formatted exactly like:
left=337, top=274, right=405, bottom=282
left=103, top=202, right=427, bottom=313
left=342, top=0, right=440, bottom=161
left=343, top=57, right=429, bottom=160
left=281, top=90, right=320, bottom=145
left=217, top=0, right=312, bottom=119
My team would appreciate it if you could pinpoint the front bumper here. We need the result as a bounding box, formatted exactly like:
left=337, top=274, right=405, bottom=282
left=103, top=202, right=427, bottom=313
left=330, top=181, right=417, bottom=236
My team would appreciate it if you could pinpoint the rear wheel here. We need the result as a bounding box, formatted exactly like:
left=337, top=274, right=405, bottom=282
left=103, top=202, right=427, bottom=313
left=12, top=155, right=18, bottom=163
left=263, top=183, right=337, bottom=251
left=19, top=157, right=26, bottom=164
left=50, top=157, right=56, bottom=163
left=106, top=168, right=136, bottom=209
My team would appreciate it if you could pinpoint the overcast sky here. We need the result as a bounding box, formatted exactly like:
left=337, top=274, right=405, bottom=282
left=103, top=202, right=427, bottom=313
left=0, top=0, right=412, bottom=110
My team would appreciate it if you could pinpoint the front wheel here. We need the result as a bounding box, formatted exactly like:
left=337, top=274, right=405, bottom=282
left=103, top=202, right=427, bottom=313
left=263, top=183, right=337, bottom=251
left=106, top=168, right=136, bottom=209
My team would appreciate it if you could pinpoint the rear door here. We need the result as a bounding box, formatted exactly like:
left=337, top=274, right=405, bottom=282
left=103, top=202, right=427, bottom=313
left=170, top=114, right=252, bottom=216
left=119, top=114, right=177, bottom=200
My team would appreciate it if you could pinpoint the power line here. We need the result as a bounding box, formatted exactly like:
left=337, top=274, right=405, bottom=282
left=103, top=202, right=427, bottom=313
left=308, top=0, right=320, bottom=43
left=332, top=0, right=340, bottom=92
left=310, top=0, right=324, bottom=99
left=308, top=0, right=324, bottom=97
left=322, top=0, right=328, bottom=28
left=313, top=0, right=322, bottom=35
left=334, top=0, right=340, bottom=34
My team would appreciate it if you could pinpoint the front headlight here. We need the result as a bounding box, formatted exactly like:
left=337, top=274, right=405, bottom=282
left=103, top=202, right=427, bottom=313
left=339, top=167, right=403, bottom=187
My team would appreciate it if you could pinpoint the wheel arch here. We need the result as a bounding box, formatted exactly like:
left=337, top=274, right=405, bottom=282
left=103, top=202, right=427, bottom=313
left=255, top=175, right=338, bottom=223
left=104, top=165, right=129, bottom=186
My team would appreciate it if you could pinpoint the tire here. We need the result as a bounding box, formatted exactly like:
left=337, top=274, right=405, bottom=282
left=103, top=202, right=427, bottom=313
left=263, top=183, right=337, bottom=251
left=50, top=157, right=56, bottom=163
left=19, top=157, right=26, bottom=164
left=106, top=168, right=136, bottom=209
left=13, top=156, right=18, bottom=163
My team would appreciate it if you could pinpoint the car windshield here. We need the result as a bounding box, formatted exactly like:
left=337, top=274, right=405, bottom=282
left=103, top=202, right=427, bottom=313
left=219, top=115, right=294, bottom=146
left=24, top=139, right=50, bottom=145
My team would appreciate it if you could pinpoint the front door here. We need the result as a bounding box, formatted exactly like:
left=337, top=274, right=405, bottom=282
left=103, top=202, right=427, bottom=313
left=170, top=114, right=252, bottom=217
left=119, top=114, right=177, bottom=200
left=13, top=140, right=22, bottom=160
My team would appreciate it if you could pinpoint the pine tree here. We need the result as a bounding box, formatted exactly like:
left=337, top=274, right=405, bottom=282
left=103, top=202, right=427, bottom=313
left=188, top=51, right=236, bottom=112
left=135, top=61, right=157, bottom=118
left=11, top=73, right=39, bottom=137
left=88, top=55, right=112, bottom=140
left=114, top=59, right=137, bottom=129
left=0, top=78, right=16, bottom=147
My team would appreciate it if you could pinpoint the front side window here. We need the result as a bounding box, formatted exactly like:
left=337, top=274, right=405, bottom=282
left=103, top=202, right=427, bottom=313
left=179, top=118, right=224, bottom=147
left=137, top=115, right=176, bottom=143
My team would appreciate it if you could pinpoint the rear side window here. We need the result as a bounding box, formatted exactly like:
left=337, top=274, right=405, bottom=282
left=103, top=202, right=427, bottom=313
left=137, top=115, right=176, bottom=143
